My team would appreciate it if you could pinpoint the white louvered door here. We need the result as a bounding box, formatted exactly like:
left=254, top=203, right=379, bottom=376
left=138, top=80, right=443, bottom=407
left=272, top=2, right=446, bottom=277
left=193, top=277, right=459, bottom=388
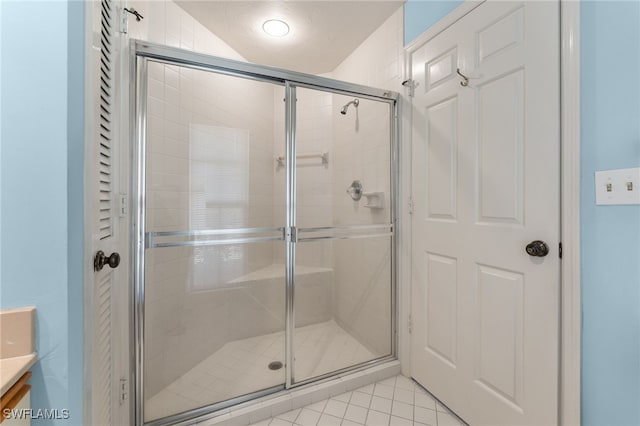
left=87, top=0, right=128, bottom=425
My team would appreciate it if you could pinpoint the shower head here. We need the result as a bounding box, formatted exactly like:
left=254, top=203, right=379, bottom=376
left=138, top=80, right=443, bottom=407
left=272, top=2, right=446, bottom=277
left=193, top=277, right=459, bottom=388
left=340, top=98, right=359, bottom=115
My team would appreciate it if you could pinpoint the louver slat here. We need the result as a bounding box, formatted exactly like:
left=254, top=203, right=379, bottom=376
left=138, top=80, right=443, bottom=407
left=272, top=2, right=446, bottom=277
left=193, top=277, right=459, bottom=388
left=95, top=271, right=112, bottom=425
left=98, top=0, right=113, bottom=241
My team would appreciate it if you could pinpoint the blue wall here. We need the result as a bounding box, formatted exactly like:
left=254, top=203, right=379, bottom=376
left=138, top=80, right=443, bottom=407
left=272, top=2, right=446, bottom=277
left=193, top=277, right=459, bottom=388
left=0, top=0, right=3, bottom=295
left=580, top=2, right=640, bottom=425
left=0, top=1, right=84, bottom=424
left=404, top=0, right=463, bottom=45
left=66, top=0, right=86, bottom=422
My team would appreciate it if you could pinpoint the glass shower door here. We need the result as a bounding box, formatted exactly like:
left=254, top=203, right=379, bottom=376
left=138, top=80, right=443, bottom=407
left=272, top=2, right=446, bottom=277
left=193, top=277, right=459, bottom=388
left=290, top=86, right=394, bottom=384
left=140, top=60, right=287, bottom=422
left=135, top=44, right=398, bottom=424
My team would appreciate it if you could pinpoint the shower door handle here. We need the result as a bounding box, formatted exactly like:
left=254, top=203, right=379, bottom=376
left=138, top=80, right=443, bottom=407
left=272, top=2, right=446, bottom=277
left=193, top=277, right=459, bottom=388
left=94, top=250, right=121, bottom=271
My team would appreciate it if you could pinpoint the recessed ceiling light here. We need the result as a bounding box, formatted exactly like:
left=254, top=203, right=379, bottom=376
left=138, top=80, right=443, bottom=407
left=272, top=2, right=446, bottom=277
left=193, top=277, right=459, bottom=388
left=263, top=19, right=289, bottom=37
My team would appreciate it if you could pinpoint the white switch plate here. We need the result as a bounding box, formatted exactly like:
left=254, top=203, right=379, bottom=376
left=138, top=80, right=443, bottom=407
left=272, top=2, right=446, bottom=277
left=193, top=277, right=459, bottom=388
left=595, top=167, right=640, bottom=205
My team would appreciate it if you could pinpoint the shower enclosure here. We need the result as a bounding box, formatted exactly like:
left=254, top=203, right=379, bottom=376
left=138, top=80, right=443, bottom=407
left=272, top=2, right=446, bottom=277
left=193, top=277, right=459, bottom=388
left=132, top=41, right=398, bottom=425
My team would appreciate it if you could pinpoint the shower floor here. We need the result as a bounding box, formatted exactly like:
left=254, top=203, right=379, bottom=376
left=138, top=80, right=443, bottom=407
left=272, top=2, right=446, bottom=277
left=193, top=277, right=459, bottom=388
left=145, top=320, right=376, bottom=421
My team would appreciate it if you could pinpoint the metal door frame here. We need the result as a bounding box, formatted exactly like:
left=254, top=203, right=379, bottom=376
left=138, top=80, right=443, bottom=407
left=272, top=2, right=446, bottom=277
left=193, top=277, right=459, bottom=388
left=131, top=40, right=400, bottom=426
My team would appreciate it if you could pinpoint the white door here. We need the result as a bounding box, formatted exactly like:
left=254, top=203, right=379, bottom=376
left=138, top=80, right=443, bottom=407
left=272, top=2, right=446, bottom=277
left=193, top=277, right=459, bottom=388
left=86, top=0, right=129, bottom=424
left=410, top=2, right=560, bottom=425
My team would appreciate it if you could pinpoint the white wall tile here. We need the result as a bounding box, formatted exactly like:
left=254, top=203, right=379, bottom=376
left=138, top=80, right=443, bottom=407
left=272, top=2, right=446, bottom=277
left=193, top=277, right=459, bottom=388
left=328, top=9, right=402, bottom=357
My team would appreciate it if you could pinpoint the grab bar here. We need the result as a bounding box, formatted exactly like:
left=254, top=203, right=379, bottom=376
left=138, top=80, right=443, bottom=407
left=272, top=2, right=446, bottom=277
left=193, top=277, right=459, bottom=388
left=275, top=151, right=328, bottom=166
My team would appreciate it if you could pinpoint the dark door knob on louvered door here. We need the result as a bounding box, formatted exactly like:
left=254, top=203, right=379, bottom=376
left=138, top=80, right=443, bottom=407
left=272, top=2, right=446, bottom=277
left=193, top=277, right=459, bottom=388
left=94, top=250, right=120, bottom=271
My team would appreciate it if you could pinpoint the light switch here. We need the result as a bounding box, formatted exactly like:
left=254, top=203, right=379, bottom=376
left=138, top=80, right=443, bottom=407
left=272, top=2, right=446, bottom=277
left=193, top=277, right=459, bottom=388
left=595, top=167, right=640, bottom=205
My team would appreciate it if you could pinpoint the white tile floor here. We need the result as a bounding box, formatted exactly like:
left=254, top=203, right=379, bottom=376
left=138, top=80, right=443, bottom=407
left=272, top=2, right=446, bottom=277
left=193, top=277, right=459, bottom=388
left=248, top=375, right=465, bottom=426
left=146, top=320, right=377, bottom=421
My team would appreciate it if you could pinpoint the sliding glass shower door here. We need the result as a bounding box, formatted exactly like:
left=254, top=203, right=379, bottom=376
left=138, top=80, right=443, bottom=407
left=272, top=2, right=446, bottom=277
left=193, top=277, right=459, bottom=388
left=290, top=86, right=394, bottom=384
left=140, top=60, right=287, bottom=423
left=134, top=42, right=397, bottom=426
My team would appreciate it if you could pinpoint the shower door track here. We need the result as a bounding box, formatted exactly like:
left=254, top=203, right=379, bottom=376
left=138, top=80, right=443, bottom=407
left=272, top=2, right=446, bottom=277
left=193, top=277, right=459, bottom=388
left=131, top=40, right=400, bottom=426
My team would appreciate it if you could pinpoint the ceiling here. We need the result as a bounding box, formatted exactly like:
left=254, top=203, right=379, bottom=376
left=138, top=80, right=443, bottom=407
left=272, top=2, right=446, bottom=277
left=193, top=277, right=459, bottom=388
left=175, top=1, right=404, bottom=74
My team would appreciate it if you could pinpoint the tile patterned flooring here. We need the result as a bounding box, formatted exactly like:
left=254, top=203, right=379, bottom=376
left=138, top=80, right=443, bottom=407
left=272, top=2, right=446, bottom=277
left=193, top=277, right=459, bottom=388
left=248, top=375, right=465, bottom=426
left=146, top=320, right=376, bottom=421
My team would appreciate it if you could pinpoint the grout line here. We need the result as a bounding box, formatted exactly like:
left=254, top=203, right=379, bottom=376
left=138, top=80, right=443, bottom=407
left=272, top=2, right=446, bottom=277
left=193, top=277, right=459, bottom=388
left=253, top=375, right=451, bottom=426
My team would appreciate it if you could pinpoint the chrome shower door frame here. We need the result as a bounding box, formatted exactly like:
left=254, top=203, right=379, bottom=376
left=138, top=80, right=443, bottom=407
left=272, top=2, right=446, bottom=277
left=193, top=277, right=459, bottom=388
left=131, top=40, right=400, bottom=426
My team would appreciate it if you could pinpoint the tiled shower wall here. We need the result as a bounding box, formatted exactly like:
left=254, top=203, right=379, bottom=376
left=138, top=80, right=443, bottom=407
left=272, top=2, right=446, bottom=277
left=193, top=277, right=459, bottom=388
left=329, top=9, right=404, bottom=356
left=272, top=86, right=335, bottom=268
left=271, top=86, right=337, bottom=338
left=130, top=1, right=279, bottom=397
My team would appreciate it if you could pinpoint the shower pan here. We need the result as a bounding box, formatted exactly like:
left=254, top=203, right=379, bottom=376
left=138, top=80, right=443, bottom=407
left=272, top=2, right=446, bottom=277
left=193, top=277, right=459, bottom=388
left=132, top=41, right=399, bottom=426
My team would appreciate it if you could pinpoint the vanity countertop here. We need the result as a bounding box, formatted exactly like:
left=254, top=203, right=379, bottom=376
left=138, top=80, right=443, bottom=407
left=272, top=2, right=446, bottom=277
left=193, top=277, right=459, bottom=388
left=0, top=353, right=37, bottom=396
left=0, top=306, right=36, bottom=397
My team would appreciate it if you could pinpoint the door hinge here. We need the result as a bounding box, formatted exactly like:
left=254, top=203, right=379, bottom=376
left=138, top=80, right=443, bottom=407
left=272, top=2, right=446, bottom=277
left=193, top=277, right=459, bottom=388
left=559, top=242, right=563, bottom=259
left=119, top=193, right=128, bottom=217
left=408, top=196, right=414, bottom=215
left=121, top=7, right=144, bottom=34
left=402, top=79, right=419, bottom=97
left=407, top=314, right=413, bottom=334
left=119, top=7, right=128, bottom=34
left=119, top=378, right=128, bottom=404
